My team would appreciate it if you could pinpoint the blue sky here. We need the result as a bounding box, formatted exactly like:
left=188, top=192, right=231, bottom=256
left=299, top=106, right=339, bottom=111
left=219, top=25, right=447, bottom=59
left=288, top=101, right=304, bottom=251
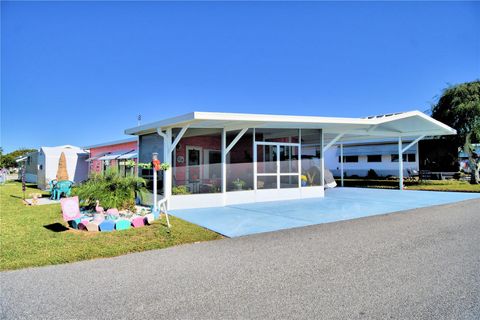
left=1, top=1, right=479, bottom=152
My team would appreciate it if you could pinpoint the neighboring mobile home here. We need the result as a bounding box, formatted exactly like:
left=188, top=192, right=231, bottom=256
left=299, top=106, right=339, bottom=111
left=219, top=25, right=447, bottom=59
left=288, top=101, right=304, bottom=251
left=125, top=111, right=456, bottom=210
left=324, top=138, right=420, bottom=178
left=16, top=145, right=89, bottom=190
left=85, top=138, right=138, bottom=176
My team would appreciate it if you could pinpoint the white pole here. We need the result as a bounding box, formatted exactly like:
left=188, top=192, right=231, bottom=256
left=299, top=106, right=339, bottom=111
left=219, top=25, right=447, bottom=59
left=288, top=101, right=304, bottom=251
left=253, top=130, right=257, bottom=190
left=221, top=128, right=227, bottom=195
left=340, top=143, right=344, bottom=187
left=164, top=129, right=173, bottom=208
left=152, top=152, right=158, bottom=211
left=398, top=137, right=404, bottom=190
left=298, top=129, right=302, bottom=188
left=321, top=130, right=324, bottom=187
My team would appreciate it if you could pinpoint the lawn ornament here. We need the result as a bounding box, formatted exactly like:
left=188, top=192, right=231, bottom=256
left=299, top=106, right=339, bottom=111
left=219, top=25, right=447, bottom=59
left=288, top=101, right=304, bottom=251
left=115, top=219, right=131, bottom=231
left=95, top=200, right=104, bottom=213
left=61, top=196, right=81, bottom=221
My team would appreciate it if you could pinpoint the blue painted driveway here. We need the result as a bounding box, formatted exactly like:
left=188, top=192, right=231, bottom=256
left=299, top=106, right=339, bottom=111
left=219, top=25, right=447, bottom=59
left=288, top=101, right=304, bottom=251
left=170, top=188, right=480, bottom=237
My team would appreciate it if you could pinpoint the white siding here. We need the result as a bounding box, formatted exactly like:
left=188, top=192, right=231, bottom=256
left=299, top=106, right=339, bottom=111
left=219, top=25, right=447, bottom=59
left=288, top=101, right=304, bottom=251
left=325, top=145, right=419, bottom=177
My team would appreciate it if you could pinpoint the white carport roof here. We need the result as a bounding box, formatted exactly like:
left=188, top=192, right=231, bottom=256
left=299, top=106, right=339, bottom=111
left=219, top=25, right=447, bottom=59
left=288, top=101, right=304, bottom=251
left=125, top=111, right=456, bottom=142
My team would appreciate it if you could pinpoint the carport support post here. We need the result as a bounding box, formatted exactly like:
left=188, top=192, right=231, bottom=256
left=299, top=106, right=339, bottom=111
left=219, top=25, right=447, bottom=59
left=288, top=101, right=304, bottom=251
left=340, top=143, right=344, bottom=187
left=398, top=137, right=404, bottom=190
left=152, top=152, right=158, bottom=211
left=221, top=128, right=227, bottom=195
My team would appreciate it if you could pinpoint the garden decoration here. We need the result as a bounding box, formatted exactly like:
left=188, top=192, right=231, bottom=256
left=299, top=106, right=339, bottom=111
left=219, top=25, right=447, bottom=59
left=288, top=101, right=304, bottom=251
left=86, top=221, right=101, bottom=232
left=106, top=208, right=119, bottom=216
left=131, top=216, right=145, bottom=228
left=95, top=200, right=104, bottom=213
left=21, top=166, right=26, bottom=200
left=61, top=196, right=82, bottom=221
left=99, top=220, right=115, bottom=232
left=152, top=159, right=161, bottom=171
left=56, top=152, right=69, bottom=181
left=115, top=219, right=131, bottom=231
left=60, top=196, right=165, bottom=232
left=145, top=213, right=155, bottom=225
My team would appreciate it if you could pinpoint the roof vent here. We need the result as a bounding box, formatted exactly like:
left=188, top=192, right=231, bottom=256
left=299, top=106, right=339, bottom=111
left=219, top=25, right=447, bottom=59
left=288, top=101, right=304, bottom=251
left=363, top=112, right=404, bottom=119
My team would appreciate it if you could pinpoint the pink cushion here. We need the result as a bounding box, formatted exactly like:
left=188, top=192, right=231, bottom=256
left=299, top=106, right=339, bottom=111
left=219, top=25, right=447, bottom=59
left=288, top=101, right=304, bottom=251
left=61, top=196, right=81, bottom=221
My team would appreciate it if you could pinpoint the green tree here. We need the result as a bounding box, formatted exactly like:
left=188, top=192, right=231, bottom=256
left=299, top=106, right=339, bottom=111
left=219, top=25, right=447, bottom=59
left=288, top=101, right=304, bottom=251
left=7, top=148, right=36, bottom=159
left=431, top=81, right=480, bottom=184
left=0, top=148, right=36, bottom=168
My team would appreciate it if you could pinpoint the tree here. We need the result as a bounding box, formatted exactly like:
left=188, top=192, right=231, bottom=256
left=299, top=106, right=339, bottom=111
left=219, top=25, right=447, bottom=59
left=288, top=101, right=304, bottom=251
left=0, top=148, right=37, bottom=168
left=431, top=81, right=480, bottom=184
left=8, top=148, right=36, bottom=159
left=56, top=152, right=69, bottom=181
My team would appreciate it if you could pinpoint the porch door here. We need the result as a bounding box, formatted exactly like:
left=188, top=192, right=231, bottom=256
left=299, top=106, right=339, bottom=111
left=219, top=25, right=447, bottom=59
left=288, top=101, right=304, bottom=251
left=186, top=146, right=201, bottom=182
left=255, top=142, right=300, bottom=190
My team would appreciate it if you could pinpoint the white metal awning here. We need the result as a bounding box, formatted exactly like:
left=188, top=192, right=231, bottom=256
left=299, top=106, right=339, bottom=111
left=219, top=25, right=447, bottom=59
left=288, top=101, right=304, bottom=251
left=124, top=111, right=456, bottom=142
left=117, top=151, right=137, bottom=159
left=86, top=152, right=108, bottom=162
left=97, top=150, right=131, bottom=161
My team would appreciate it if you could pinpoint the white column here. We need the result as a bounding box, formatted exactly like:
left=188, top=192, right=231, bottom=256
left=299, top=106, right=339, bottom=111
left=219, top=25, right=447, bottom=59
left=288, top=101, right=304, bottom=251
left=164, top=129, right=173, bottom=207
left=221, top=128, right=227, bottom=195
left=276, top=144, right=280, bottom=189
left=298, top=129, right=302, bottom=188
left=321, top=130, right=324, bottom=187
left=340, top=143, right=344, bottom=187
left=253, top=131, right=257, bottom=190
left=398, top=137, right=403, bottom=190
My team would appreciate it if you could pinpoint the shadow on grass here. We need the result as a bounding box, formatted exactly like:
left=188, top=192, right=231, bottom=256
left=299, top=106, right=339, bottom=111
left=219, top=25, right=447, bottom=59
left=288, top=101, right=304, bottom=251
left=44, top=223, right=69, bottom=232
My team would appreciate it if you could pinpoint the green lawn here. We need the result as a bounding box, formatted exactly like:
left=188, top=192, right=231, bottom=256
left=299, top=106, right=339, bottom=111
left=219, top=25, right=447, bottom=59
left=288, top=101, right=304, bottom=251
left=0, top=182, right=222, bottom=271
left=342, top=179, right=480, bottom=192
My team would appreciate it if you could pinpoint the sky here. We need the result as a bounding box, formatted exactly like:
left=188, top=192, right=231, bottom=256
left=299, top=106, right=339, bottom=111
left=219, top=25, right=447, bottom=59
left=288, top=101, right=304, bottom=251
left=1, top=1, right=479, bottom=153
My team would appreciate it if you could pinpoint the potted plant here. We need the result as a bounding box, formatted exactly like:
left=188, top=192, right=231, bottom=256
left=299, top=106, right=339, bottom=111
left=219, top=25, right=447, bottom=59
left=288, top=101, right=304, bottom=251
left=300, top=175, right=308, bottom=186
left=232, top=178, right=246, bottom=191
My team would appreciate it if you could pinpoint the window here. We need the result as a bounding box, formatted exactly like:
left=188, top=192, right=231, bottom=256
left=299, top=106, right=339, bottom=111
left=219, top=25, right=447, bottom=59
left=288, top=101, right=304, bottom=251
left=172, top=128, right=222, bottom=194
left=300, top=129, right=322, bottom=187
left=367, top=155, right=382, bottom=162
left=391, top=154, right=416, bottom=162
left=339, top=156, right=358, bottom=163
left=226, top=129, right=254, bottom=192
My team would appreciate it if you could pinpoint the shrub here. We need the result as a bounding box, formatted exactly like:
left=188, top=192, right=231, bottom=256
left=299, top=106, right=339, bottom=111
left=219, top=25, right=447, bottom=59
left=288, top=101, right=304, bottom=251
left=72, top=169, right=146, bottom=211
left=172, top=185, right=190, bottom=195
left=366, top=169, right=379, bottom=179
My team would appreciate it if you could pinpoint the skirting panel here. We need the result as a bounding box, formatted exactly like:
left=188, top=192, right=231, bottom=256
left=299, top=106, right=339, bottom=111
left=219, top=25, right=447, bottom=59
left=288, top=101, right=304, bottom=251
left=169, top=186, right=325, bottom=210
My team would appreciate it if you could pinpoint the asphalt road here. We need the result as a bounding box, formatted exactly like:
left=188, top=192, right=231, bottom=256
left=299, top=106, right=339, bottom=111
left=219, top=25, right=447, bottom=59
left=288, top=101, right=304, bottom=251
left=1, top=199, right=480, bottom=320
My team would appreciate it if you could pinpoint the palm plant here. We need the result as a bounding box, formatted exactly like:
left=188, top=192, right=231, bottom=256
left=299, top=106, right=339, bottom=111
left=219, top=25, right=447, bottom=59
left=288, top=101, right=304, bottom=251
left=73, top=169, right=146, bottom=211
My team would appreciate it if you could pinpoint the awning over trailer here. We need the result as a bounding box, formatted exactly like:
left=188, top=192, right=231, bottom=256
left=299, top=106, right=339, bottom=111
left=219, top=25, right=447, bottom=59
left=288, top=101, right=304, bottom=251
left=86, top=152, right=108, bottom=162
left=97, top=150, right=132, bottom=161
left=124, top=111, right=456, bottom=142
left=117, top=151, right=137, bottom=159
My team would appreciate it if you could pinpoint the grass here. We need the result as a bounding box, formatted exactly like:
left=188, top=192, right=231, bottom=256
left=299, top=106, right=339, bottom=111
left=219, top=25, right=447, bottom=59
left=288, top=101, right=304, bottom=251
left=342, top=178, right=480, bottom=192
left=0, top=182, right=222, bottom=271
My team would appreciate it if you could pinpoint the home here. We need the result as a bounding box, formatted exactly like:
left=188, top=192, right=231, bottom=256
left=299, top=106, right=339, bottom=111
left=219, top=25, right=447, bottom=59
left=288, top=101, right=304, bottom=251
left=125, top=111, right=456, bottom=210
left=16, top=145, right=89, bottom=190
left=85, top=138, right=138, bottom=176
left=324, top=138, right=420, bottom=178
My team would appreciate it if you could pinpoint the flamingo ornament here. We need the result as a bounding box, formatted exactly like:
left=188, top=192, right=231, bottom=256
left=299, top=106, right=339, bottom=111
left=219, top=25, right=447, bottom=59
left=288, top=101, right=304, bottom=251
left=95, top=200, right=104, bottom=213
